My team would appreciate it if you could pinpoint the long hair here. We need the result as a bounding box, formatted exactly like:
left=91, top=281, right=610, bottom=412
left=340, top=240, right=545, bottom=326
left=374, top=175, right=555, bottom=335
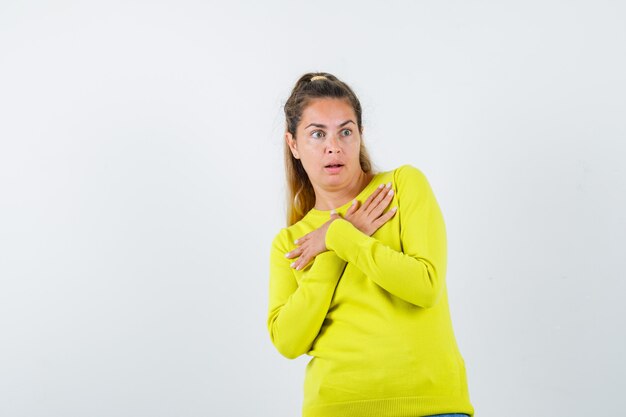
left=283, top=72, right=374, bottom=226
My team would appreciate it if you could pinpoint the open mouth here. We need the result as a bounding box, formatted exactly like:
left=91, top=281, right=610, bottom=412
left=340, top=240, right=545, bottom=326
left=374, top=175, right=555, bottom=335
left=325, top=164, right=344, bottom=168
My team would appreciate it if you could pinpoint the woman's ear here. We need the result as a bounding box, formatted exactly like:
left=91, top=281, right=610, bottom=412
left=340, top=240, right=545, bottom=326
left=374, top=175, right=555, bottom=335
left=285, top=132, right=299, bottom=159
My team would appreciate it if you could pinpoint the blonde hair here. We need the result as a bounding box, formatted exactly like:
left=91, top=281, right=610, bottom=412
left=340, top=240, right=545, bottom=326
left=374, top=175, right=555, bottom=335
left=283, top=72, right=374, bottom=226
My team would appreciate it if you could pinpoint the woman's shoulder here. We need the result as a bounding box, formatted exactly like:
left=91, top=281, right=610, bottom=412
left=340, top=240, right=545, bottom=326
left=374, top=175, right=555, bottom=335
left=391, top=163, right=430, bottom=185
left=270, top=227, right=290, bottom=250
left=368, top=164, right=425, bottom=184
left=390, top=164, right=438, bottom=201
left=392, top=163, right=425, bottom=175
left=270, top=222, right=309, bottom=252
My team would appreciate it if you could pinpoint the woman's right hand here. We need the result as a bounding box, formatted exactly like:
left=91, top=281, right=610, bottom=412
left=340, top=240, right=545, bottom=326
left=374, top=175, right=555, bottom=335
left=343, top=182, right=397, bottom=236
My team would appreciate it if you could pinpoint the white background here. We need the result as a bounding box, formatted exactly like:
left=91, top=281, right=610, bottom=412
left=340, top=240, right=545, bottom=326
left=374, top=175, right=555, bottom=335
left=1, top=1, right=625, bottom=416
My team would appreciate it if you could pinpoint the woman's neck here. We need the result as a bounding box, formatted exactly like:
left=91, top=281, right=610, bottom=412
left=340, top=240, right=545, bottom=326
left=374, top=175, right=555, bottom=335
left=313, top=170, right=375, bottom=211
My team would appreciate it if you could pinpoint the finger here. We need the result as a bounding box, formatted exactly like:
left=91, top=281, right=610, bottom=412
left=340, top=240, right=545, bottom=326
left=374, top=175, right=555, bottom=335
left=345, top=199, right=360, bottom=216
left=289, top=253, right=301, bottom=269
left=298, top=258, right=311, bottom=271
left=290, top=245, right=307, bottom=269
left=372, top=206, right=398, bottom=229
left=293, top=254, right=310, bottom=271
left=294, top=234, right=310, bottom=245
left=366, top=184, right=394, bottom=216
left=361, top=184, right=387, bottom=212
left=285, top=246, right=304, bottom=259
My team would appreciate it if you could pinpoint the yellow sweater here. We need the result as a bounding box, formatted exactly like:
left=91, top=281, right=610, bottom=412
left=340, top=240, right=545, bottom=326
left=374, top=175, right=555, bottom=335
left=267, top=164, right=474, bottom=417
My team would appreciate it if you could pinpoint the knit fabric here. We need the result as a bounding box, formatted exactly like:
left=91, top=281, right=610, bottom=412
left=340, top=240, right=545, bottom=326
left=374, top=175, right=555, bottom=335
left=267, top=164, right=474, bottom=417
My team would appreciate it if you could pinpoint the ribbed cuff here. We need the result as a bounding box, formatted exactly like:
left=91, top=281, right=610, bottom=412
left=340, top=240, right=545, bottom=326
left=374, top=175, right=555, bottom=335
left=303, top=250, right=346, bottom=283
left=325, top=219, right=371, bottom=262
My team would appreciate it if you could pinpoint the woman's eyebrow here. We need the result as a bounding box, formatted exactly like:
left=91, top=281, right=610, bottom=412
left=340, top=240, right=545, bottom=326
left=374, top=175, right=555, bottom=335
left=304, top=120, right=356, bottom=130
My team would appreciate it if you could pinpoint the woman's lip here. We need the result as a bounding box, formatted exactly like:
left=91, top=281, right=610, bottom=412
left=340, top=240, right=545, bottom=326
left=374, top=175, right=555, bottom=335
left=325, top=165, right=343, bottom=173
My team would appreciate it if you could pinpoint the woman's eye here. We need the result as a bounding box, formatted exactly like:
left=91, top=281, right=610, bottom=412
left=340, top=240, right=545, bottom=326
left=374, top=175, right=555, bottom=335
left=341, top=129, right=352, bottom=137
left=311, top=131, right=325, bottom=139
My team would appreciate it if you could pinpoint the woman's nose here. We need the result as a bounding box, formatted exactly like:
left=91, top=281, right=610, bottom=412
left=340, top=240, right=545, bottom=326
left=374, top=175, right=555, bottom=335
left=326, top=135, right=341, bottom=153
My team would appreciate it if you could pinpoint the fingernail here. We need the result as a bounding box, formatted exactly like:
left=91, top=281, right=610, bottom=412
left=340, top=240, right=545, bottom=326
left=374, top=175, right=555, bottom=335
left=387, top=188, right=394, bottom=196
left=330, top=209, right=336, bottom=215
left=386, top=182, right=391, bottom=188
left=290, top=262, right=295, bottom=268
left=351, top=199, right=356, bottom=206
left=378, top=184, right=384, bottom=189
left=285, top=252, right=290, bottom=257
left=294, top=239, right=298, bottom=244
left=391, top=206, right=398, bottom=211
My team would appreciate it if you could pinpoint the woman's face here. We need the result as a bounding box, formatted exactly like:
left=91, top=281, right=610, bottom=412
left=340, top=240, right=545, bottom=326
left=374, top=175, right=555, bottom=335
left=285, top=98, right=363, bottom=193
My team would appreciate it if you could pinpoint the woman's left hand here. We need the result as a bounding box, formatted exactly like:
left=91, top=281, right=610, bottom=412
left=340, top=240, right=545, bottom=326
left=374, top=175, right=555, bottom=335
left=285, top=212, right=341, bottom=270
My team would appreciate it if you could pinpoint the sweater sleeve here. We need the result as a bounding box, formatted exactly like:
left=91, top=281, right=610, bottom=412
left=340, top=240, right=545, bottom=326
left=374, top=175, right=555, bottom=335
left=267, top=230, right=347, bottom=359
left=325, top=164, right=447, bottom=308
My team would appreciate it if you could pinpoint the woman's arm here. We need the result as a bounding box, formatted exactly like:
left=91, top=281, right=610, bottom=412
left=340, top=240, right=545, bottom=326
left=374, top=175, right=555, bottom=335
left=325, top=164, right=447, bottom=308
left=267, top=231, right=346, bottom=359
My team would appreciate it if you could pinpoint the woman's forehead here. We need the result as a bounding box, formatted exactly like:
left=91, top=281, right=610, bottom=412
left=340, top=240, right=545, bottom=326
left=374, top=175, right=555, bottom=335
left=300, top=98, right=356, bottom=127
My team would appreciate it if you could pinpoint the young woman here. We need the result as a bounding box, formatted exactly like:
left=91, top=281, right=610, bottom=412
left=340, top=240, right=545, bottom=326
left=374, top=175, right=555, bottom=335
left=267, top=72, right=474, bottom=417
